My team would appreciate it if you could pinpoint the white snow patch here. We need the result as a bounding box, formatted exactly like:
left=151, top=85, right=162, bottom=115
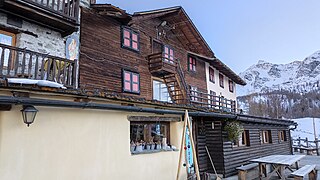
left=7, top=78, right=67, bottom=89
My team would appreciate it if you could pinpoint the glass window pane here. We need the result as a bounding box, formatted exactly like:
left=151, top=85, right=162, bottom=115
left=125, top=72, right=131, bottom=81
left=132, top=83, right=139, bottom=92
left=124, top=82, right=131, bottom=91
left=132, top=33, right=138, bottom=41
left=124, top=29, right=130, bottom=38
left=124, top=39, right=131, bottom=47
left=0, top=34, right=13, bottom=45
left=132, top=74, right=138, bottom=83
left=132, top=42, right=138, bottom=50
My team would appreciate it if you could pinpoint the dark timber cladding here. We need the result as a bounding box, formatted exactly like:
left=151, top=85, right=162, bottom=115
left=194, top=115, right=293, bottom=178
left=79, top=7, right=210, bottom=100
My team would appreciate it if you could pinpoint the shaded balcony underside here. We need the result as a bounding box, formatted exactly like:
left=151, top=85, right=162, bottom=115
left=0, top=0, right=79, bottom=36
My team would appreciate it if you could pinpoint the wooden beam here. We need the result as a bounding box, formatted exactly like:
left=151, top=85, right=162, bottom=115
left=128, top=116, right=181, bottom=122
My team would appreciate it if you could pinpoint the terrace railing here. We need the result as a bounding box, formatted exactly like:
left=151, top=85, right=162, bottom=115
left=0, top=43, right=78, bottom=88
left=21, top=0, right=79, bottom=22
left=189, top=88, right=236, bottom=113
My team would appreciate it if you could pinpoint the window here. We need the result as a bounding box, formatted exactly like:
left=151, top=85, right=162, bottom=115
left=233, top=130, right=250, bottom=147
left=209, top=67, right=214, bottom=82
left=0, top=30, right=16, bottom=68
left=229, top=80, right=234, bottom=93
left=122, top=27, right=139, bottom=51
left=153, top=80, right=172, bottom=102
left=209, top=90, right=216, bottom=108
left=278, top=130, right=287, bottom=142
left=130, top=122, right=170, bottom=153
left=261, top=130, right=272, bottom=144
left=190, top=86, right=198, bottom=102
left=163, top=46, right=174, bottom=63
left=123, top=70, right=140, bottom=94
left=219, top=74, right=224, bottom=88
left=188, top=56, right=196, bottom=71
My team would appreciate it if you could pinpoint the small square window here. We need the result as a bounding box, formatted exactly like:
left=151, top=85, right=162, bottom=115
left=122, top=27, right=139, bottom=51
left=209, top=67, right=215, bottom=83
left=219, top=74, right=224, bottom=88
left=188, top=56, right=196, bottom=71
left=123, top=70, right=140, bottom=94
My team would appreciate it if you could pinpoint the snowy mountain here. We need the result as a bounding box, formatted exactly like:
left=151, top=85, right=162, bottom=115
left=237, top=51, right=320, bottom=97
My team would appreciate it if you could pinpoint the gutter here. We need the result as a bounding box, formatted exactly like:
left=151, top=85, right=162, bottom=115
left=0, top=95, right=235, bottom=118
left=0, top=95, right=297, bottom=126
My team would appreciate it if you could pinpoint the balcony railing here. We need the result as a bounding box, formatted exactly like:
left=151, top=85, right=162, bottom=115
left=190, top=88, right=236, bottom=113
left=148, top=52, right=177, bottom=76
left=18, top=0, right=79, bottom=22
left=0, top=43, right=78, bottom=89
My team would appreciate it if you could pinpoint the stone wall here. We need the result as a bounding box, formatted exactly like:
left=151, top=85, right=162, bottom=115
left=0, top=12, right=66, bottom=58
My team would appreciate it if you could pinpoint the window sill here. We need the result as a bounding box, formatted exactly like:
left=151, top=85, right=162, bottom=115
left=131, top=148, right=179, bottom=155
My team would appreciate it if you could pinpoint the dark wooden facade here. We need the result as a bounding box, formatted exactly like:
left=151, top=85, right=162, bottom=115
left=79, top=7, right=210, bottom=103
left=194, top=116, right=294, bottom=177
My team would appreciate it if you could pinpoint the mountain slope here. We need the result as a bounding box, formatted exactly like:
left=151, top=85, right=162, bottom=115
left=237, top=51, right=320, bottom=97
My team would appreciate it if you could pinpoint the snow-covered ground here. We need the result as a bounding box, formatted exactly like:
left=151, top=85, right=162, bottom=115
left=292, top=117, right=320, bottom=141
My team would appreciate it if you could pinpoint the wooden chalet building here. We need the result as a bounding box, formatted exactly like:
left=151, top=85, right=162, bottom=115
left=79, top=3, right=296, bottom=178
left=0, top=1, right=296, bottom=179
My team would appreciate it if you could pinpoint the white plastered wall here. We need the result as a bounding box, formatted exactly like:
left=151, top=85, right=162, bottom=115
left=0, top=105, right=187, bottom=180
left=205, top=62, right=237, bottom=101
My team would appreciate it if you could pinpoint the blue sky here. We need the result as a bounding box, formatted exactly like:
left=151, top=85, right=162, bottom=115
left=96, top=0, right=320, bottom=73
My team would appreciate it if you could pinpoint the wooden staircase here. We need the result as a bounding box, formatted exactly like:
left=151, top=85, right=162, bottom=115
left=148, top=52, right=189, bottom=104
left=162, top=60, right=189, bottom=104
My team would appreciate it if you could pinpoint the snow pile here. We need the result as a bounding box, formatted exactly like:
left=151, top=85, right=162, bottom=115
left=7, top=78, right=67, bottom=89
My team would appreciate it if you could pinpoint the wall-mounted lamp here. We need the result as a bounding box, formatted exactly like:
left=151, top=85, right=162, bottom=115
left=21, top=105, right=38, bottom=127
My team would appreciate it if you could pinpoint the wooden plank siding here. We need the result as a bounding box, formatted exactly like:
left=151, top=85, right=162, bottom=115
left=79, top=8, right=208, bottom=101
left=195, top=118, right=291, bottom=177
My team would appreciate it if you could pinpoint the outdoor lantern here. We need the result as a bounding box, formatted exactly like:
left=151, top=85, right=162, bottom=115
left=21, top=105, right=38, bottom=127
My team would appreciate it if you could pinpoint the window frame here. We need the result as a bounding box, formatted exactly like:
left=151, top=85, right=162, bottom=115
left=121, top=26, right=140, bottom=52
left=190, top=86, right=198, bottom=102
left=229, top=80, right=234, bottom=93
left=188, top=56, right=196, bottom=72
left=152, top=79, right=172, bottom=102
left=209, top=67, right=215, bottom=83
left=278, top=130, right=287, bottom=142
left=233, top=130, right=250, bottom=147
left=122, top=69, right=140, bottom=94
left=0, top=30, right=16, bottom=69
left=209, top=90, right=216, bottom=108
left=261, top=130, right=272, bottom=144
left=219, top=73, right=224, bottom=88
left=130, top=121, right=170, bottom=153
left=163, top=45, right=174, bottom=64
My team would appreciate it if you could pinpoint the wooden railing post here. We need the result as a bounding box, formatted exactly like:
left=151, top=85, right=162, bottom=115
left=316, top=138, right=319, bottom=156
left=73, top=58, right=79, bottom=89
left=306, top=137, right=309, bottom=148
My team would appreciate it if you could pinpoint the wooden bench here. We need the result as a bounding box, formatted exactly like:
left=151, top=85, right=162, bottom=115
left=236, top=163, right=259, bottom=180
left=291, top=164, right=317, bottom=180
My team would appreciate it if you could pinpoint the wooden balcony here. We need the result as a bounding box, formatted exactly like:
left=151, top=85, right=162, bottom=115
left=0, top=43, right=78, bottom=88
left=0, top=0, right=79, bottom=36
left=148, top=52, right=177, bottom=77
left=190, top=88, right=237, bottom=113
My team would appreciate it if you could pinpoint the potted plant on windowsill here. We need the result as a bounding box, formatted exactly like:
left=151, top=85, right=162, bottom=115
left=224, top=121, right=243, bottom=142
left=130, top=141, right=136, bottom=152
